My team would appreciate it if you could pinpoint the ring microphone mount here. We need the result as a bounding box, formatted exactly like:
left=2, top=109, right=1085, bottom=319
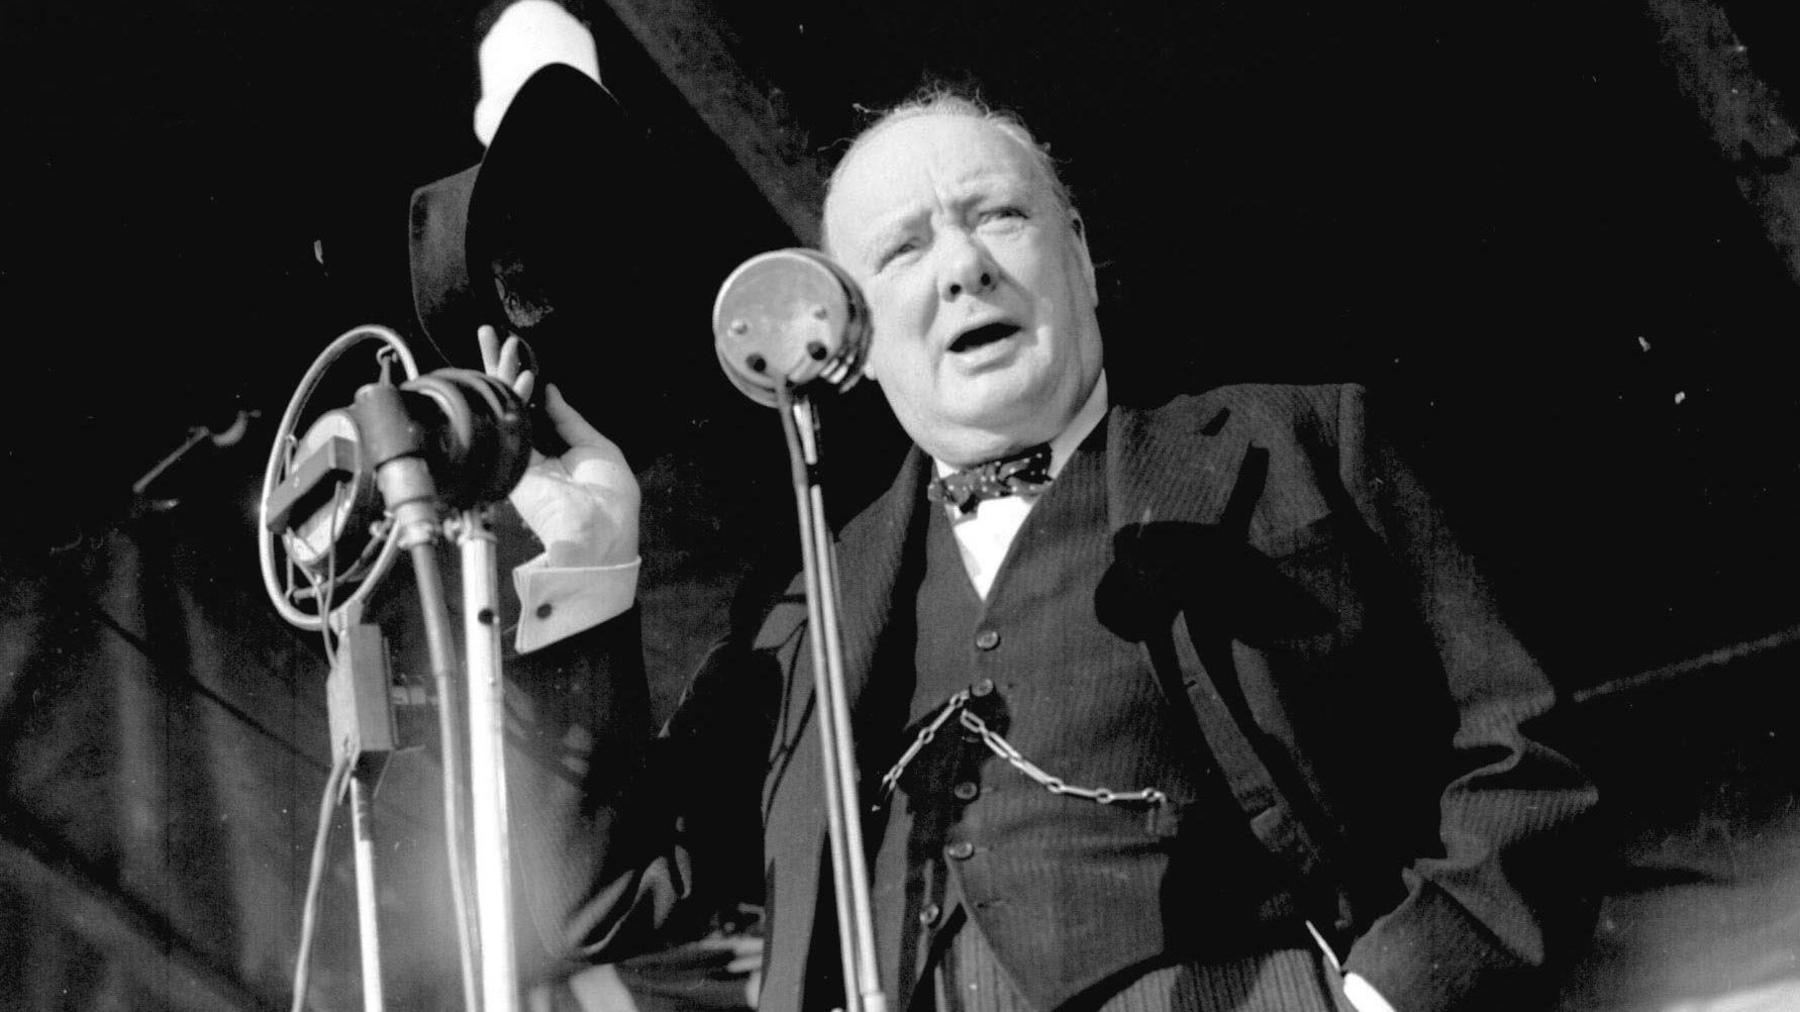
left=260, top=326, right=419, bottom=632
left=259, top=326, right=531, bottom=631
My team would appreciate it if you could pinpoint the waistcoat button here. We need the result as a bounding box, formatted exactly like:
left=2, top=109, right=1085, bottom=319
left=971, top=677, right=995, bottom=697
left=974, top=629, right=1000, bottom=650
left=946, top=840, right=975, bottom=860
left=918, top=902, right=942, bottom=926
left=953, top=781, right=979, bottom=801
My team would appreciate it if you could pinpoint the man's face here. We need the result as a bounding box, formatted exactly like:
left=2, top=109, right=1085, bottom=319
left=823, top=113, right=1102, bottom=466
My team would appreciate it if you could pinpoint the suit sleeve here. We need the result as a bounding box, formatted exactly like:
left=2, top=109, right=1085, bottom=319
left=1330, top=383, right=1599, bottom=1010
left=502, top=598, right=780, bottom=984
left=360, top=503, right=737, bottom=984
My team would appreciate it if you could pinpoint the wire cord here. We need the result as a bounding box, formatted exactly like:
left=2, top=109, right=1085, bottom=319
left=290, top=757, right=350, bottom=1012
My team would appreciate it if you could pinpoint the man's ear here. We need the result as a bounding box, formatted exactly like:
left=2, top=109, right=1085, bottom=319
left=1071, top=213, right=1098, bottom=305
left=860, top=324, right=882, bottom=379
left=860, top=332, right=878, bottom=381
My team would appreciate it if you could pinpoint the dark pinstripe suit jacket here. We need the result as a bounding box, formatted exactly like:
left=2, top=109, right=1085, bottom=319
left=511, top=383, right=1598, bottom=1012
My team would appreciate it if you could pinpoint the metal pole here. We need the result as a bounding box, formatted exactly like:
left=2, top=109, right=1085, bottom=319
left=407, top=541, right=484, bottom=1012
left=349, top=773, right=387, bottom=1012
left=780, top=392, right=887, bottom=1012
left=458, top=509, right=520, bottom=1012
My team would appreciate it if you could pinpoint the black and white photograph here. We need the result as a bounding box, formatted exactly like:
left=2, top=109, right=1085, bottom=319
left=4, top=2, right=1799, bottom=1010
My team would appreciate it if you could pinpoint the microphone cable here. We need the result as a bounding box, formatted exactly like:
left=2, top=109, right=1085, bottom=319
left=410, top=537, right=484, bottom=1012
left=291, top=504, right=349, bottom=1012
left=290, top=755, right=351, bottom=1012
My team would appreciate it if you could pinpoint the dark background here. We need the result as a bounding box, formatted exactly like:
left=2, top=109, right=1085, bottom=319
left=6, top=1, right=1800, bottom=687
left=4, top=2, right=1800, bottom=1008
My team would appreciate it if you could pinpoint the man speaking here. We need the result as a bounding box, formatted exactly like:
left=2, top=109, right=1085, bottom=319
left=491, top=91, right=1598, bottom=1012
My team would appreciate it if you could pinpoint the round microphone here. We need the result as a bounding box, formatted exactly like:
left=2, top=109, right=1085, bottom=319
left=712, top=249, right=871, bottom=407
left=260, top=325, right=535, bottom=631
left=276, top=408, right=386, bottom=576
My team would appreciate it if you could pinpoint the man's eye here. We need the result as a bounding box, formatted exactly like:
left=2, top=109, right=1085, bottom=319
left=878, top=240, right=917, bottom=268
left=980, top=206, right=1027, bottom=226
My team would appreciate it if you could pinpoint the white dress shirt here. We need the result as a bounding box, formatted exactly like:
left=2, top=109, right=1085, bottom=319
left=511, top=552, right=639, bottom=653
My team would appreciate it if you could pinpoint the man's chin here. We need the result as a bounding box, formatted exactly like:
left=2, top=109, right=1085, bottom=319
left=939, top=367, right=1045, bottom=414
left=945, top=396, right=1039, bottom=437
left=921, top=404, right=1065, bottom=463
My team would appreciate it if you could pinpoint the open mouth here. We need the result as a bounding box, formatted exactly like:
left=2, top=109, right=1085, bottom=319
left=948, top=322, right=1022, bottom=354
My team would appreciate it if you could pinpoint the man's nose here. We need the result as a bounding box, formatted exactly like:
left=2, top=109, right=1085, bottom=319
left=939, top=232, right=997, bottom=300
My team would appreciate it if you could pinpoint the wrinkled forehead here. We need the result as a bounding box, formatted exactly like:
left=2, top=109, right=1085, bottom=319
left=821, top=113, right=1048, bottom=257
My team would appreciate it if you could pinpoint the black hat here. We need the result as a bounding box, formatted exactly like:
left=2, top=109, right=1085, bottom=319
left=407, top=61, right=636, bottom=361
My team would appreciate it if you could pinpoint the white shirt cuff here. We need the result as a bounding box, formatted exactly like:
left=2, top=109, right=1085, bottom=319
left=511, top=554, right=640, bottom=653
left=1342, top=973, right=1399, bottom=1012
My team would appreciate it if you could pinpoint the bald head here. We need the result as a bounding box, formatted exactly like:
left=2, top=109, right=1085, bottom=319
left=822, top=93, right=1076, bottom=259
left=818, top=101, right=1102, bottom=465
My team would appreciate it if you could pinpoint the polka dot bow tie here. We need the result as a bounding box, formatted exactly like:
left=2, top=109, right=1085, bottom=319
left=926, top=444, right=1054, bottom=515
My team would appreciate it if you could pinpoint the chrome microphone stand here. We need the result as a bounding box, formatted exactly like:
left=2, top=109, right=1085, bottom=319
left=261, top=328, right=533, bottom=1012
left=357, top=369, right=532, bottom=1012
left=452, top=506, right=521, bottom=1012
left=714, top=250, right=887, bottom=1012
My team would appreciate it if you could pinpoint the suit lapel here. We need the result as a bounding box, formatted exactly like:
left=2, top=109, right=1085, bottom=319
left=1106, top=394, right=1251, bottom=536
left=768, top=445, right=928, bottom=745
left=834, top=446, right=930, bottom=710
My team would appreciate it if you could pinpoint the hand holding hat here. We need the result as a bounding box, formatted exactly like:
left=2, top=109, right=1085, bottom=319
left=479, top=324, right=639, bottom=569
left=409, top=3, right=668, bottom=460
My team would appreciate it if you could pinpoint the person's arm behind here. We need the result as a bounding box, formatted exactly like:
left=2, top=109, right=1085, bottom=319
left=477, top=327, right=699, bottom=980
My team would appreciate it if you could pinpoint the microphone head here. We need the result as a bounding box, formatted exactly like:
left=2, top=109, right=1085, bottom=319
left=712, top=248, right=871, bottom=406
left=272, top=408, right=384, bottom=579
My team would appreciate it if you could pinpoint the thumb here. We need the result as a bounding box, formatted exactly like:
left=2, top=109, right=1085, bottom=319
left=544, top=384, right=607, bottom=449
